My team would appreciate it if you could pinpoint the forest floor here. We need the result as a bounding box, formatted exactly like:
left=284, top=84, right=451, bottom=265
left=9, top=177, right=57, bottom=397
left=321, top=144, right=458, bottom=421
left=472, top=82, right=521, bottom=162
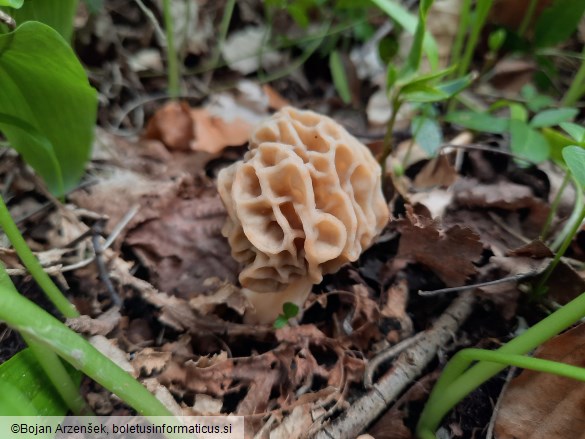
left=2, top=1, right=585, bottom=438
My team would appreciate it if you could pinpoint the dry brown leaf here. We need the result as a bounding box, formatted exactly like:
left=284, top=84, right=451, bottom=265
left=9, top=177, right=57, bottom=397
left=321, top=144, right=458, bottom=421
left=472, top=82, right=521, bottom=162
left=132, top=348, right=172, bottom=376
left=395, top=205, right=483, bottom=287
left=145, top=100, right=194, bottom=151
left=413, top=155, right=458, bottom=189
left=191, top=394, right=223, bottom=415
left=66, top=307, right=121, bottom=336
left=126, top=193, right=238, bottom=297
left=262, top=84, right=290, bottom=110
left=454, top=178, right=543, bottom=210
left=495, top=323, right=585, bottom=439
left=190, top=108, right=252, bottom=154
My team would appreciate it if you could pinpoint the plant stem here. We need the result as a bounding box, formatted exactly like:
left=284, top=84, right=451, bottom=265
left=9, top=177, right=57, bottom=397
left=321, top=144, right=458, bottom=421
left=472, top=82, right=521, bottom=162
left=162, top=0, right=180, bottom=99
left=210, top=0, right=236, bottom=69
left=0, top=267, right=89, bottom=415
left=379, top=94, right=402, bottom=176
left=562, top=44, right=585, bottom=106
left=0, top=282, right=173, bottom=418
left=540, top=170, right=570, bottom=241
left=25, top=336, right=91, bottom=416
left=535, top=204, right=585, bottom=296
left=518, top=0, right=539, bottom=38
left=0, top=195, right=77, bottom=318
left=417, top=289, right=585, bottom=438
left=449, top=0, right=472, bottom=78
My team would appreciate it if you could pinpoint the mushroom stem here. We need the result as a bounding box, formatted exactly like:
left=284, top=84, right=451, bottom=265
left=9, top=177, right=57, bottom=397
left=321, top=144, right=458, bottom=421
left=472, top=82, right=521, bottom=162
left=243, top=277, right=314, bottom=324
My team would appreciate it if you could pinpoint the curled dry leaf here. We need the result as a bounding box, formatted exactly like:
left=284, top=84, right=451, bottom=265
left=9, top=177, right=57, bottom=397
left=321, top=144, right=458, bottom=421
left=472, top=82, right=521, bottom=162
left=66, top=307, right=121, bottom=336
left=145, top=101, right=194, bottom=151
left=395, top=205, right=483, bottom=287
left=131, top=348, right=172, bottom=376
left=495, top=322, right=585, bottom=439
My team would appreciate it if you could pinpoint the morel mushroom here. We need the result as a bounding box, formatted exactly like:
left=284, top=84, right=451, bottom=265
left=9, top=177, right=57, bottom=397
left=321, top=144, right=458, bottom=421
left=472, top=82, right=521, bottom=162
left=218, top=107, right=389, bottom=323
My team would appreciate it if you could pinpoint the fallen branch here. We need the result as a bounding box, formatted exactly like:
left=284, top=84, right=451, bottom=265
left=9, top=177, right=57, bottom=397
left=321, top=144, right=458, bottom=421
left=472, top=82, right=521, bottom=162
left=313, top=292, right=476, bottom=439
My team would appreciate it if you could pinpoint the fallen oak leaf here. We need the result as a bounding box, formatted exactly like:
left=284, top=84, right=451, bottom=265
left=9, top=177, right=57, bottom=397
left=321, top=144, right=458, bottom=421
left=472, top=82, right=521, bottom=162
left=395, top=205, right=483, bottom=287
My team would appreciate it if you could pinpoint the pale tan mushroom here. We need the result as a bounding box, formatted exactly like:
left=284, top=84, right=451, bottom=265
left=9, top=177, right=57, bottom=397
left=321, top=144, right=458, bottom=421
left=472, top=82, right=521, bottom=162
left=218, top=107, right=389, bottom=323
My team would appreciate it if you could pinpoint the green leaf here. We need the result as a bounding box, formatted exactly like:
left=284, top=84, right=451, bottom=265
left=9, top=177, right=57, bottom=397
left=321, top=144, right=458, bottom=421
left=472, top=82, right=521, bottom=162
left=398, top=65, right=455, bottom=89
left=0, top=348, right=78, bottom=416
left=0, top=0, right=22, bottom=7
left=3, top=0, right=78, bottom=42
left=402, top=85, right=449, bottom=103
left=527, top=94, right=555, bottom=112
left=563, top=145, right=585, bottom=189
left=541, top=127, right=575, bottom=163
left=369, top=0, right=438, bottom=70
left=530, top=107, right=578, bottom=128
left=435, top=73, right=474, bottom=97
left=329, top=50, right=352, bottom=104
left=560, top=122, right=585, bottom=143
left=0, top=113, right=63, bottom=192
left=273, top=316, right=288, bottom=329
left=386, top=64, right=398, bottom=91
left=510, top=119, right=550, bottom=162
left=509, top=103, right=528, bottom=122
left=0, top=22, right=97, bottom=196
left=282, top=302, right=299, bottom=318
left=412, top=116, right=442, bottom=156
left=534, top=0, right=585, bottom=48
left=444, top=111, right=508, bottom=134
left=488, top=28, right=506, bottom=52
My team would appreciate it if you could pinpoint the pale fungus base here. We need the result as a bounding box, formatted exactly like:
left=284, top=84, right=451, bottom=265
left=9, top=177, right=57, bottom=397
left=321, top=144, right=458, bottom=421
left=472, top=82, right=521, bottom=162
left=218, top=107, right=389, bottom=324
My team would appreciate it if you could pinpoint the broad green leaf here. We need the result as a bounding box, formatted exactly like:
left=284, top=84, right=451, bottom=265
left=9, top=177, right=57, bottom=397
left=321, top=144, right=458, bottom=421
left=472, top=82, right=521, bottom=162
left=0, top=113, right=63, bottom=192
left=534, top=0, right=585, bottom=48
left=329, top=50, right=352, bottom=104
left=0, top=0, right=22, bottom=7
left=5, top=0, right=79, bottom=41
left=530, top=107, right=578, bottom=128
left=563, top=145, right=585, bottom=189
left=412, top=116, right=442, bottom=156
left=444, top=111, right=508, bottom=134
left=510, top=119, right=550, bottom=162
left=0, top=22, right=97, bottom=196
left=0, top=348, right=78, bottom=416
left=560, top=122, right=585, bottom=144
left=527, top=94, right=555, bottom=112
left=369, top=0, right=438, bottom=70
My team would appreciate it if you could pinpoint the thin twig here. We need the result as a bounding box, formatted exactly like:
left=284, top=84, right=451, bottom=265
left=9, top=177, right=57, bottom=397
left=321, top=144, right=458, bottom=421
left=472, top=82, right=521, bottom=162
left=364, top=331, right=427, bottom=389
left=0, top=10, right=16, bottom=30
left=313, top=293, right=476, bottom=439
left=418, top=272, right=540, bottom=296
left=133, top=0, right=166, bottom=43
left=91, top=220, right=121, bottom=307
left=485, top=366, right=516, bottom=439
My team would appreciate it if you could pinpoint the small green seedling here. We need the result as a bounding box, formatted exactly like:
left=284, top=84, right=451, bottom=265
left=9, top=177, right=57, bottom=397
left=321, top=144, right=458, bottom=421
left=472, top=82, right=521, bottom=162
left=274, top=302, right=300, bottom=329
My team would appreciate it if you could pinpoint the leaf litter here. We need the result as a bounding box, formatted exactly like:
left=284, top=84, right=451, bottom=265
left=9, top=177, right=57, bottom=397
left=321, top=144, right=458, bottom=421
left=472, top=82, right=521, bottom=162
left=2, top=3, right=585, bottom=437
